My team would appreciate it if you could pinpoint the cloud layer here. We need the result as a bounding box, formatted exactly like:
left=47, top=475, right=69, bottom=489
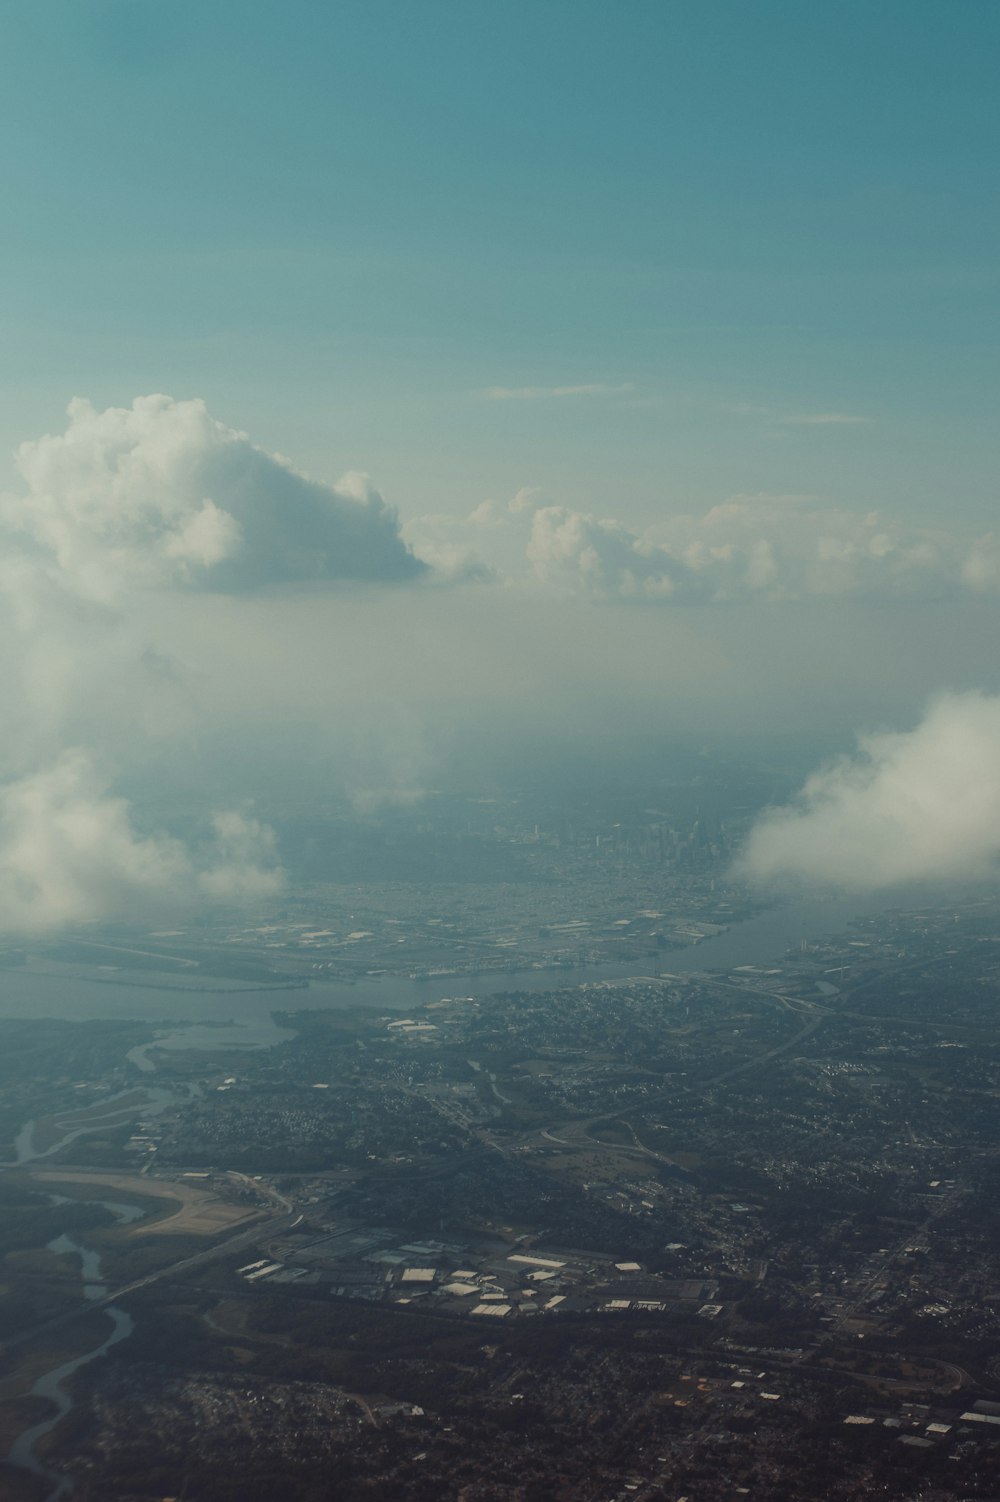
left=3, top=389, right=1000, bottom=934
left=525, top=495, right=1000, bottom=604
left=735, top=692, right=1000, bottom=891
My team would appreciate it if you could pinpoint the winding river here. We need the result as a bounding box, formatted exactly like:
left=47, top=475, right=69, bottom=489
left=6, top=1196, right=146, bottom=1499
left=13, top=1088, right=177, bottom=1166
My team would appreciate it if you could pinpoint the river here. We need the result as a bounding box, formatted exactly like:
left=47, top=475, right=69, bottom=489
left=0, top=893, right=886, bottom=1067
left=13, top=1088, right=179, bottom=1165
left=7, top=1197, right=146, bottom=1500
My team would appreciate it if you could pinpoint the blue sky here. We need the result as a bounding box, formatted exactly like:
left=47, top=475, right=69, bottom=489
left=2, top=0, right=998, bottom=528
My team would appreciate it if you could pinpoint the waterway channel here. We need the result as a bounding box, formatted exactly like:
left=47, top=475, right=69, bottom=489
left=6, top=1196, right=147, bottom=1500
left=13, top=1087, right=178, bottom=1165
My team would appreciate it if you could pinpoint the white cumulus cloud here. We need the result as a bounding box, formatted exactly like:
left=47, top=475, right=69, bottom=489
left=0, top=752, right=283, bottom=933
left=526, top=506, right=703, bottom=601
left=402, top=497, right=513, bottom=583
left=734, top=692, right=1000, bottom=891
left=4, top=394, right=425, bottom=602
left=525, top=494, right=1000, bottom=604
